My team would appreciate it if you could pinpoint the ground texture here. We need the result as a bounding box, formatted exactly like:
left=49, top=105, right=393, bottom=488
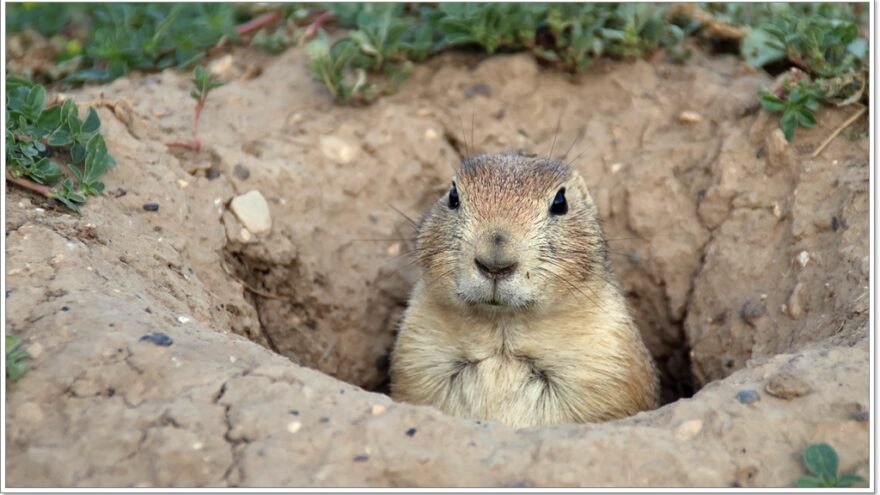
left=4, top=44, right=870, bottom=487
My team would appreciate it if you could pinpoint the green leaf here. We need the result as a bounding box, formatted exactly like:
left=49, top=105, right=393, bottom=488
left=780, top=111, right=797, bottom=141
left=742, top=28, right=786, bottom=68
left=36, top=105, right=62, bottom=132
left=25, top=85, right=46, bottom=113
left=47, top=128, right=73, bottom=146
left=5, top=334, right=31, bottom=381
left=795, top=476, right=825, bottom=488
left=837, top=474, right=866, bottom=487
left=795, top=108, right=817, bottom=128
left=81, top=108, right=101, bottom=134
left=760, top=94, right=786, bottom=112
left=803, top=443, right=839, bottom=478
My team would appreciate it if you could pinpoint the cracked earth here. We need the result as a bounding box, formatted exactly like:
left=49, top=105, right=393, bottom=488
left=4, top=44, right=870, bottom=487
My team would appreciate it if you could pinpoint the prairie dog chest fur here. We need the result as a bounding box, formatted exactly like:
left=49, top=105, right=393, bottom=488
left=389, top=152, right=659, bottom=428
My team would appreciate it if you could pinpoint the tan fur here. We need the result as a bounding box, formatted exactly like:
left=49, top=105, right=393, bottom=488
left=390, top=152, right=659, bottom=428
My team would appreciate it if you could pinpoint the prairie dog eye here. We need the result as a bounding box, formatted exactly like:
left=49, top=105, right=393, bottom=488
left=448, top=182, right=460, bottom=209
left=550, top=187, right=567, bottom=215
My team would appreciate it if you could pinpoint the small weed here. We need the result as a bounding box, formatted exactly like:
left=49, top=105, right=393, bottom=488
left=5, top=77, right=116, bottom=213
left=6, top=334, right=31, bottom=382
left=796, top=443, right=866, bottom=488
left=166, top=65, right=224, bottom=152
left=732, top=5, right=867, bottom=141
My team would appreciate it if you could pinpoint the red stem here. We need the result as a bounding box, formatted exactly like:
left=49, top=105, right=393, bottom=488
left=235, top=11, right=283, bottom=37
left=166, top=96, right=205, bottom=151
left=301, top=11, right=335, bottom=43
left=5, top=170, right=54, bottom=198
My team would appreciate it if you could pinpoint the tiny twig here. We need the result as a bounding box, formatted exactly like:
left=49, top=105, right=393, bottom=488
left=235, top=11, right=283, bottom=37
left=811, top=105, right=867, bottom=158
left=5, top=170, right=53, bottom=198
left=300, top=11, right=335, bottom=43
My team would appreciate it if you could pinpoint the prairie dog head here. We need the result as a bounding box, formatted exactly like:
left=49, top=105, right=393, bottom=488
left=416, top=152, right=608, bottom=313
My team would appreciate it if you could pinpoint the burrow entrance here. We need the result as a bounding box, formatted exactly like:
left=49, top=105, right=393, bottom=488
left=221, top=200, right=700, bottom=406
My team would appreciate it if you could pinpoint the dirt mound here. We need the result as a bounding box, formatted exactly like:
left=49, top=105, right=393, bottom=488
left=5, top=45, right=869, bottom=487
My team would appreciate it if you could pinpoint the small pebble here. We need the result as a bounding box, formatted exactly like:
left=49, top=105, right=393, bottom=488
left=678, top=110, right=702, bottom=124
left=319, top=416, right=330, bottom=423
left=27, top=342, right=43, bottom=359
left=371, top=404, right=386, bottom=415
left=785, top=283, right=806, bottom=320
left=765, top=372, right=811, bottom=399
left=230, top=191, right=272, bottom=234
left=465, top=83, right=491, bottom=98
left=177, top=315, right=191, bottom=324
left=61, top=306, right=70, bottom=312
left=735, top=389, right=760, bottom=404
left=405, top=428, right=417, bottom=437
left=114, top=188, right=127, bottom=198
left=140, top=332, right=173, bottom=347
left=674, top=419, right=703, bottom=441
left=740, top=300, right=765, bottom=327
left=831, top=216, right=839, bottom=231
left=352, top=454, right=369, bottom=462
left=290, top=410, right=299, bottom=416
left=287, top=421, right=302, bottom=434
left=143, top=202, right=160, bottom=212
left=797, top=250, right=810, bottom=268
left=233, top=163, right=250, bottom=181
left=206, top=167, right=221, bottom=180
left=853, top=410, right=869, bottom=422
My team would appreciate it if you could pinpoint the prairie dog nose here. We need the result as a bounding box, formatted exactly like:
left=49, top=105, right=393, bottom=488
left=474, top=229, right=518, bottom=280
left=474, top=257, right=517, bottom=280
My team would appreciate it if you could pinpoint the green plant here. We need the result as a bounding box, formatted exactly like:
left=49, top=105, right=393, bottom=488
left=760, top=75, right=822, bottom=141
left=6, top=334, right=31, bottom=382
left=5, top=77, right=115, bottom=212
left=796, top=443, right=865, bottom=488
left=306, top=31, right=372, bottom=104
left=728, top=5, right=868, bottom=141
left=434, top=3, right=544, bottom=54
left=306, top=3, right=691, bottom=103
left=6, top=3, right=289, bottom=83
left=166, top=65, right=224, bottom=151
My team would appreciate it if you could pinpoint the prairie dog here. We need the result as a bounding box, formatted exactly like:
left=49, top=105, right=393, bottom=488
left=390, top=152, right=658, bottom=428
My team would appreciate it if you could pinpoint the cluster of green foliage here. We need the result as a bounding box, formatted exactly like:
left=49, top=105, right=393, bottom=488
left=796, top=443, right=865, bottom=488
left=716, top=3, right=868, bottom=141
left=6, top=334, right=31, bottom=382
left=307, top=3, right=688, bottom=104
left=7, top=3, right=245, bottom=82
left=6, top=77, right=115, bottom=212
left=306, top=2, right=869, bottom=139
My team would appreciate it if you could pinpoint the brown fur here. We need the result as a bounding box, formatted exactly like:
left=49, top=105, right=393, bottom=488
left=390, top=152, right=659, bottom=428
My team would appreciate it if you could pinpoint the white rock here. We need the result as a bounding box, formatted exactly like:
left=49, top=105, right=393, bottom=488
left=675, top=419, right=703, bottom=441
left=678, top=111, right=702, bottom=124
left=209, top=55, right=235, bottom=80
left=320, top=136, right=357, bottom=164
left=230, top=190, right=272, bottom=234
left=797, top=250, right=810, bottom=268
left=287, top=421, right=302, bottom=434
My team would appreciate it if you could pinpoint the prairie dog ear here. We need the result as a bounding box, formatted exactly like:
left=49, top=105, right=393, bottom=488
left=568, top=169, right=596, bottom=207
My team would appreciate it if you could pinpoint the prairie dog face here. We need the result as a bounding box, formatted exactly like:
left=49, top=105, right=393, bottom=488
left=416, top=152, right=608, bottom=313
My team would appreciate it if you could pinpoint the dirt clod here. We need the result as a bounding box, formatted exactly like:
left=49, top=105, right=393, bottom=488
left=765, top=372, right=812, bottom=399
